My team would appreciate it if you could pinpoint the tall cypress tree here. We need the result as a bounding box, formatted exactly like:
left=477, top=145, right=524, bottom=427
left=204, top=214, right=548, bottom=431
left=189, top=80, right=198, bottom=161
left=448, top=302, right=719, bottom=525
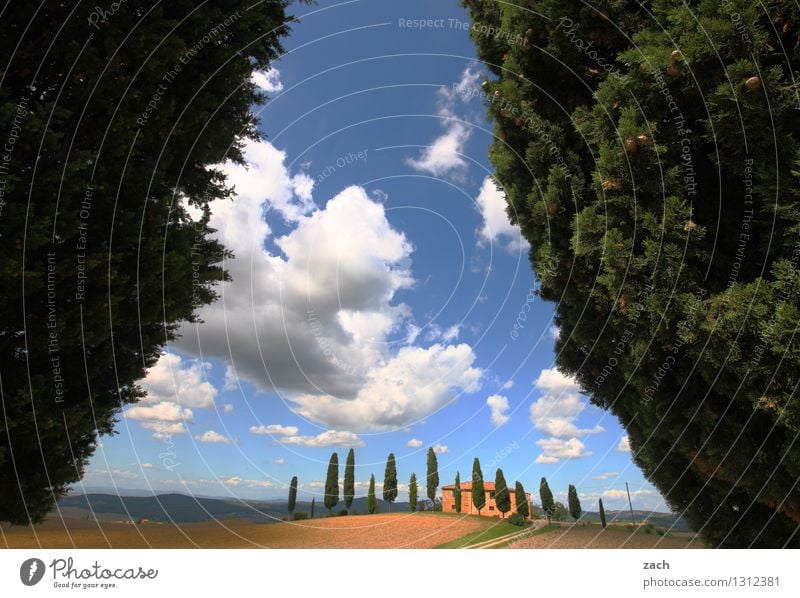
left=539, top=478, right=555, bottom=522
left=324, top=452, right=339, bottom=514
left=567, top=484, right=582, bottom=521
left=471, top=458, right=486, bottom=515
left=426, top=447, right=439, bottom=510
left=409, top=473, right=418, bottom=512
left=310, top=497, right=316, bottom=519
left=0, top=0, right=299, bottom=526
left=599, top=499, right=607, bottom=529
left=383, top=453, right=398, bottom=511
left=288, top=476, right=298, bottom=518
left=454, top=472, right=462, bottom=514
left=343, top=448, right=355, bottom=514
left=367, top=474, right=377, bottom=514
left=461, top=0, right=800, bottom=548
left=514, top=481, right=529, bottom=519
left=494, top=469, right=511, bottom=518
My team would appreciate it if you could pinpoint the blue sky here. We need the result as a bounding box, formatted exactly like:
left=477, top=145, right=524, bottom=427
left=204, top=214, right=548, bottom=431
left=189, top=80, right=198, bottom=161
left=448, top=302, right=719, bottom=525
left=83, top=0, right=666, bottom=513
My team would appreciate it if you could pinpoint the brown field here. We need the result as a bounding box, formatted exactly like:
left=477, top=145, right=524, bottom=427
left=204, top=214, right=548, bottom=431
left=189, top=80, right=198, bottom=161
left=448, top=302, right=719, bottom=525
left=0, top=512, right=492, bottom=549
left=509, top=524, right=705, bottom=549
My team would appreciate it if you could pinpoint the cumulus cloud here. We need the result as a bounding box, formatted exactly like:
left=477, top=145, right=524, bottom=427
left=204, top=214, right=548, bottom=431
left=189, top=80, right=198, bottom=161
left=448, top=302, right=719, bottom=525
left=249, top=424, right=299, bottom=436
left=502, top=380, right=514, bottom=390
left=251, top=68, right=283, bottom=93
left=616, top=436, right=631, bottom=453
left=224, top=476, right=274, bottom=488
left=406, top=67, right=480, bottom=179
left=432, top=443, right=450, bottom=454
left=280, top=430, right=365, bottom=448
left=194, top=430, right=232, bottom=444
left=535, top=437, right=592, bottom=464
left=406, top=438, right=423, bottom=448
left=602, top=488, right=654, bottom=500
left=173, top=140, right=482, bottom=432
left=529, top=368, right=603, bottom=438
left=126, top=352, right=218, bottom=439
left=486, top=394, right=510, bottom=427
left=475, top=177, right=529, bottom=253
left=290, top=343, right=481, bottom=431
left=274, top=458, right=286, bottom=465
left=223, top=404, right=234, bottom=413
left=592, top=471, right=620, bottom=481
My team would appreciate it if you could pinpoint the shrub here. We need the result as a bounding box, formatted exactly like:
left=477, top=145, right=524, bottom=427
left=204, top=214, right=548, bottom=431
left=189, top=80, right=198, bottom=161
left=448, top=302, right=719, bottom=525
left=508, top=513, right=527, bottom=527
left=337, top=508, right=349, bottom=517
left=293, top=512, right=309, bottom=521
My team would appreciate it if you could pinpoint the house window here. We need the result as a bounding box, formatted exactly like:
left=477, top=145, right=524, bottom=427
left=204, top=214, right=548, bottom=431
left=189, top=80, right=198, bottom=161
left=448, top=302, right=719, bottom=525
left=489, top=491, right=495, bottom=499
left=489, top=506, right=495, bottom=511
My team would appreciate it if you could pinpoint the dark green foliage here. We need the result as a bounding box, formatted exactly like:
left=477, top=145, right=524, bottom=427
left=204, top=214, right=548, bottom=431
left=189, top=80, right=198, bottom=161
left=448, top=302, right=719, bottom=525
left=494, top=469, right=511, bottom=517
left=337, top=508, right=348, bottom=517
left=367, top=474, right=377, bottom=514
left=461, top=0, right=800, bottom=547
left=409, top=473, right=418, bottom=512
left=454, top=472, right=462, bottom=514
left=324, top=453, right=339, bottom=513
left=0, top=0, right=299, bottom=525
left=514, top=481, right=529, bottom=519
left=383, top=453, right=398, bottom=510
left=508, top=512, right=527, bottom=527
left=426, top=447, right=439, bottom=505
left=344, top=448, right=355, bottom=512
left=568, top=484, right=582, bottom=521
left=539, top=478, right=555, bottom=521
left=553, top=501, right=568, bottom=522
left=288, top=476, right=298, bottom=516
left=599, top=499, right=607, bottom=528
left=471, top=458, right=486, bottom=514
left=310, top=498, right=315, bottom=519
left=293, top=512, right=309, bottom=521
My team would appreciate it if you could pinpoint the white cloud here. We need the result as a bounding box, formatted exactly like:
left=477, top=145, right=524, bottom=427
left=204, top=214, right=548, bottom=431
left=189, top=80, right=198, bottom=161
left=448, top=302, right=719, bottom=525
left=251, top=68, right=283, bottom=93
left=174, top=140, right=482, bottom=432
left=223, top=365, right=238, bottom=391
left=529, top=368, right=603, bottom=438
left=475, top=177, right=529, bottom=253
left=274, top=458, right=286, bottom=465
left=249, top=424, right=299, bottom=436
left=602, top=488, right=654, bottom=500
left=502, top=380, right=514, bottom=390
left=280, top=430, right=365, bottom=448
left=535, top=437, right=592, bottom=464
left=432, top=443, right=450, bottom=454
left=194, top=430, right=232, bottom=444
left=486, top=394, right=510, bottom=427
left=223, top=403, right=234, bottom=413
left=406, top=67, right=480, bottom=179
left=406, top=438, right=423, bottom=448
left=592, top=471, right=620, bottom=481
left=616, top=436, right=631, bottom=453
left=224, top=476, right=274, bottom=488
left=127, top=353, right=217, bottom=439
left=290, top=343, right=481, bottom=431
left=140, top=463, right=154, bottom=469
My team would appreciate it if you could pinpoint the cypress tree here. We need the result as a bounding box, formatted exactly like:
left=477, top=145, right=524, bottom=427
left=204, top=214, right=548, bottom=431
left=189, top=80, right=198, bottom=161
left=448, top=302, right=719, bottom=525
left=514, top=481, right=529, bottom=519
left=599, top=499, right=607, bottom=529
left=426, top=447, right=440, bottom=510
left=324, top=452, right=339, bottom=514
left=288, top=476, right=298, bottom=518
left=367, top=474, right=377, bottom=514
left=344, top=448, right=355, bottom=514
left=383, top=453, right=398, bottom=511
left=0, top=0, right=297, bottom=526
left=409, top=473, right=418, bottom=512
left=461, top=0, right=800, bottom=548
left=539, top=477, right=555, bottom=522
left=454, top=472, right=462, bottom=514
left=494, top=469, right=511, bottom=518
left=471, top=458, right=486, bottom=515
left=568, top=484, right=582, bottom=521
left=310, top=497, right=316, bottom=519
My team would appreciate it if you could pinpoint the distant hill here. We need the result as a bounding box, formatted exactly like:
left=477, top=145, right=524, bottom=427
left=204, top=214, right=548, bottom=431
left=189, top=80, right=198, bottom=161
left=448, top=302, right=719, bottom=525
left=577, top=509, right=691, bottom=532
left=57, top=493, right=410, bottom=523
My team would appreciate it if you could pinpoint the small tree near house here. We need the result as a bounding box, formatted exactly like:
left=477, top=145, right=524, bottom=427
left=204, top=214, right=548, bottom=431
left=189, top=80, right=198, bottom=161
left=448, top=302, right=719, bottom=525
left=454, top=472, right=462, bottom=514
left=495, top=468, right=511, bottom=518
left=471, top=458, right=486, bottom=515
left=540, top=477, right=555, bottom=522
left=568, top=484, right=582, bottom=521
left=426, top=447, right=439, bottom=511
left=514, top=481, right=529, bottom=519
